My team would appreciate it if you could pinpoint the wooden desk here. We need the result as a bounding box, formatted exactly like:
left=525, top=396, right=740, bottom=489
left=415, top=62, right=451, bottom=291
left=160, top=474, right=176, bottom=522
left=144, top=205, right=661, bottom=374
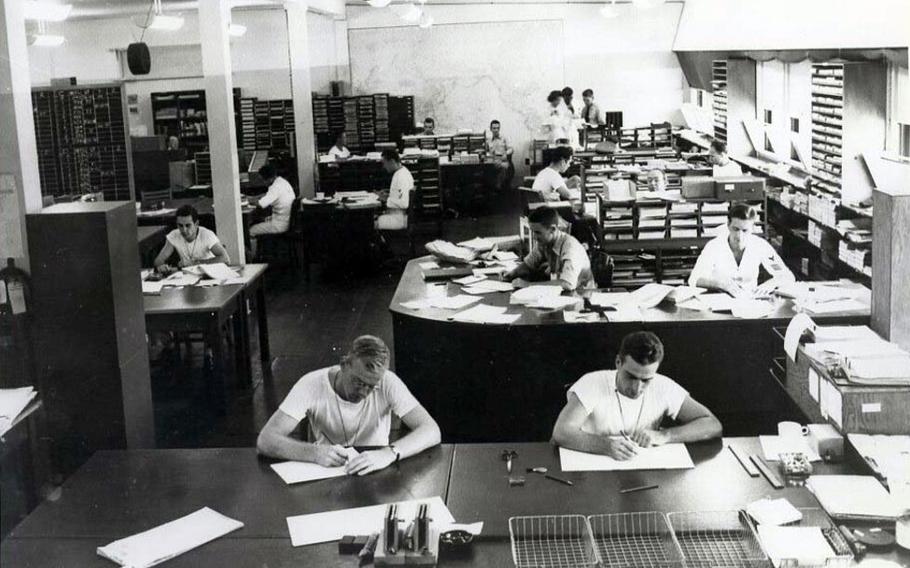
left=390, top=257, right=871, bottom=441
left=300, top=200, right=383, bottom=277
left=0, top=400, right=47, bottom=539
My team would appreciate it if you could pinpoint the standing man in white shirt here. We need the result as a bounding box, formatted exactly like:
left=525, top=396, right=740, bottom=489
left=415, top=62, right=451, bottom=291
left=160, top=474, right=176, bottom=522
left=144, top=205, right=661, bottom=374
left=581, top=89, right=603, bottom=126
left=375, top=149, right=414, bottom=231
left=689, top=203, right=794, bottom=296
left=257, top=335, right=441, bottom=474
left=545, top=90, right=572, bottom=144
left=328, top=131, right=351, bottom=160
left=486, top=119, right=514, bottom=191
left=709, top=139, right=745, bottom=176
left=552, top=331, right=722, bottom=460
left=249, top=163, right=297, bottom=257
left=154, top=204, right=230, bottom=273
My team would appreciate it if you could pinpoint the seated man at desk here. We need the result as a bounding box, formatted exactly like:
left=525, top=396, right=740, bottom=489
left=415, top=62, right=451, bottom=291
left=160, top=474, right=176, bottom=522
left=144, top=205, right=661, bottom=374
left=486, top=119, right=513, bottom=190
left=688, top=203, right=794, bottom=296
left=257, top=335, right=441, bottom=474
left=532, top=146, right=581, bottom=202
left=328, top=131, right=351, bottom=160
left=249, top=163, right=296, bottom=238
left=153, top=204, right=230, bottom=272
left=421, top=117, right=436, bottom=136
left=709, top=140, right=745, bottom=176
left=375, top=149, right=414, bottom=231
left=503, top=206, right=594, bottom=291
left=552, top=331, right=722, bottom=460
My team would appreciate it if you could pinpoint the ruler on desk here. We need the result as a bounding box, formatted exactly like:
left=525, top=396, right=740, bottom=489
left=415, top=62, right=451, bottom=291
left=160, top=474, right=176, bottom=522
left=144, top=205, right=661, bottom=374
left=728, top=444, right=760, bottom=477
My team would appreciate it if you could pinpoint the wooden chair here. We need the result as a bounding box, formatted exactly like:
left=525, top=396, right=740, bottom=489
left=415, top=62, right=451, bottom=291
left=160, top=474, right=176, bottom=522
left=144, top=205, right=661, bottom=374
left=256, top=198, right=303, bottom=271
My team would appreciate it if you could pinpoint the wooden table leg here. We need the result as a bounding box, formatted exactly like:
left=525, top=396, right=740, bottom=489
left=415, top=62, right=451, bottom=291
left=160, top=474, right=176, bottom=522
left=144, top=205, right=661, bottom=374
left=255, top=285, right=271, bottom=378
left=208, top=318, right=227, bottom=416
left=234, top=296, right=252, bottom=387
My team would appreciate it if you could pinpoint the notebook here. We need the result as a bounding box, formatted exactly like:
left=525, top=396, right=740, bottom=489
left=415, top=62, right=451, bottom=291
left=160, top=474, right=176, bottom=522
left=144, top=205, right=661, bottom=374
left=806, top=475, right=900, bottom=520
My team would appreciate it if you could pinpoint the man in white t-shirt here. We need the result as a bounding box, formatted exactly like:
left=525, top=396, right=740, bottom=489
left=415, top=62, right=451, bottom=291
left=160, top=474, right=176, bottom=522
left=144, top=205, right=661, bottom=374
left=689, top=203, right=794, bottom=297
left=375, top=149, right=414, bottom=231
left=257, top=335, right=441, bottom=475
left=552, top=331, right=722, bottom=461
left=249, top=163, right=297, bottom=256
left=153, top=204, right=230, bottom=273
left=532, top=146, right=580, bottom=203
left=328, top=131, right=351, bottom=160
left=709, top=139, right=745, bottom=177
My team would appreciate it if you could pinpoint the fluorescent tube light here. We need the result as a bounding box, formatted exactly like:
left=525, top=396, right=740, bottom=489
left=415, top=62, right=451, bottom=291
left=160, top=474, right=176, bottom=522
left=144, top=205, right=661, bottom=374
left=24, top=2, right=72, bottom=22
left=149, top=14, right=184, bottom=31
left=367, top=0, right=392, bottom=7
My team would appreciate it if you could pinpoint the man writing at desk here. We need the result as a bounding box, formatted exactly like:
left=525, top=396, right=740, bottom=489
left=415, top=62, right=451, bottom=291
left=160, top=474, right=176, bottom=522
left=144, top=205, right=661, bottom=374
left=503, top=207, right=594, bottom=292
left=709, top=139, right=745, bottom=176
left=552, top=331, right=722, bottom=460
left=375, top=149, right=414, bottom=231
left=257, top=335, right=441, bottom=475
left=248, top=163, right=297, bottom=257
left=688, top=203, right=794, bottom=297
left=153, top=204, right=230, bottom=272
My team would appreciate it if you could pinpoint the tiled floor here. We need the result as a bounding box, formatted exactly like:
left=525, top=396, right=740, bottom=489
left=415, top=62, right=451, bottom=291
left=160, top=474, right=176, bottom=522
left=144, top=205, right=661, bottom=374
left=151, top=199, right=521, bottom=449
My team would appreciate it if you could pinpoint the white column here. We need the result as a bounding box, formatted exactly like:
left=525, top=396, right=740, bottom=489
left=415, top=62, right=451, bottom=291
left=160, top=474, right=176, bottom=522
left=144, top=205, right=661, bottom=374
left=0, top=0, right=43, bottom=266
left=286, top=3, right=317, bottom=198
left=198, top=0, right=244, bottom=263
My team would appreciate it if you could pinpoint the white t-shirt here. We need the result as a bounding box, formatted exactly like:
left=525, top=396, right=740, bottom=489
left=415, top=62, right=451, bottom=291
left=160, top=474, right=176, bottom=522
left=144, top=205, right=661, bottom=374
left=259, top=176, right=296, bottom=230
left=532, top=167, right=566, bottom=201
left=688, top=230, right=794, bottom=290
left=278, top=366, right=420, bottom=446
left=328, top=146, right=351, bottom=159
left=387, top=167, right=414, bottom=211
left=166, top=226, right=224, bottom=265
left=713, top=161, right=745, bottom=176
left=568, top=370, right=689, bottom=436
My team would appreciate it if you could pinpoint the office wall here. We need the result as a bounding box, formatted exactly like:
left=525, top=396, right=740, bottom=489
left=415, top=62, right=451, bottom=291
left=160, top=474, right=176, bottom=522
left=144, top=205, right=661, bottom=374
left=346, top=2, right=687, bottom=170
left=27, top=9, right=341, bottom=135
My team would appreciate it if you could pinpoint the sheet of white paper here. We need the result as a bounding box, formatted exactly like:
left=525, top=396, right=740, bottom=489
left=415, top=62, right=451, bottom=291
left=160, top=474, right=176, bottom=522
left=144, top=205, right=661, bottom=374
left=141, top=280, right=164, bottom=295
left=0, top=387, right=37, bottom=437
left=419, top=261, right=440, bottom=270
left=559, top=445, right=694, bottom=472
left=808, top=367, right=820, bottom=402
left=427, top=295, right=483, bottom=310
left=819, top=380, right=843, bottom=428
left=807, top=339, right=905, bottom=359
left=676, top=297, right=710, bottom=311
left=286, top=496, right=454, bottom=547
left=458, top=237, right=495, bottom=251
left=400, top=299, right=431, bottom=310
left=608, top=305, right=644, bottom=322
left=630, top=283, right=674, bottom=308
left=813, top=325, right=878, bottom=342
left=699, top=293, right=736, bottom=312
left=526, top=295, right=580, bottom=310
left=96, top=507, right=243, bottom=568
left=462, top=286, right=500, bottom=295
left=746, top=498, right=803, bottom=526
left=800, top=299, right=867, bottom=314
left=492, top=251, right=519, bottom=262
left=199, top=263, right=240, bottom=281
left=759, top=435, right=822, bottom=462
left=453, top=275, right=486, bottom=286
left=589, top=292, right=633, bottom=307
left=757, top=525, right=837, bottom=568
left=807, top=475, right=900, bottom=519
left=451, top=304, right=521, bottom=325
left=270, top=448, right=359, bottom=485
left=731, top=299, right=775, bottom=319
left=162, top=273, right=201, bottom=287
left=468, top=279, right=514, bottom=292
left=510, top=285, right=563, bottom=305
left=784, top=313, right=816, bottom=361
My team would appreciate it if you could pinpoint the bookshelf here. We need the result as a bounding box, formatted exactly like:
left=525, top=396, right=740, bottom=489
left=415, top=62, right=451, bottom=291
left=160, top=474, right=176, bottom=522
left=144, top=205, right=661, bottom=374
left=711, top=60, right=727, bottom=143
left=312, top=94, right=415, bottom=154
left=31, top=84, right=134, bottom=201
left=150, top=88, right=241, bottom=156
left=711, top=59, right=756, bottom=157
left=810, top=62, right=886, bottom=202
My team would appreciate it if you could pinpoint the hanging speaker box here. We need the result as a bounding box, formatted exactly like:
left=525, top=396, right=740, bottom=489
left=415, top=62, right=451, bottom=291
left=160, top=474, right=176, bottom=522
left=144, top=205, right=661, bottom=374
left=127, top=43, right=151, bottom=75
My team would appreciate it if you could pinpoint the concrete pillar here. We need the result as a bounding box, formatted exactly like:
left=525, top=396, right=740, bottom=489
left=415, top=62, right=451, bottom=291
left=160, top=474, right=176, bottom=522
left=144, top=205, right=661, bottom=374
left=0, top=0, right=43, bottom=267
left=198, top=0, right=244, bottom=263
left=286, top=3, right=317, bottom=198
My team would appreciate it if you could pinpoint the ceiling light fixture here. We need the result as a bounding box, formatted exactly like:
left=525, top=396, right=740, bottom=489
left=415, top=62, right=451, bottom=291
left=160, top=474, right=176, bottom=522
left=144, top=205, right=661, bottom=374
left=366, top=0, right=392, bottom=7
left=148, top=0, right=184, bottom=31
left=30, top=34, right=66, bottom=47
left=23, top=1, right=72, bottom=22
left=228, top=23, right=247, bottom=37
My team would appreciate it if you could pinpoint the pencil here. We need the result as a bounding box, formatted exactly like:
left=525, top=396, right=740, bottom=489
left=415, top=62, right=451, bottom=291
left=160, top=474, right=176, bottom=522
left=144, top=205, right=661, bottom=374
left=619, top=484, right=659, bottom=494
left=544, top=474, right=574, bottom=486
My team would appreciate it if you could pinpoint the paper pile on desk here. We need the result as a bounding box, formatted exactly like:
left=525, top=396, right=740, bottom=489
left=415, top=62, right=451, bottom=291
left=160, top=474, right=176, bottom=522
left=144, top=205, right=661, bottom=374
left=161, top=272, right=200, bottom=287
left=141, top=280, right=164, bottom=295
left=807, top=475, right=900, bottom=520
left=847, top=434, right=910, bottom=480
left=271, top=448, right=360, bottom=485
left=96, top=507, right=243, bottom=568
left=462, top=279, right=514, bottom=295
left=199, top=263, right=240, bottom=281
left=745, top=498, right=803, bottom=526
left=0, top=386, right=38, bottom=438
left=756, top=525, right=838, bottom=568
left=629, top=283, right=674, bottom=309
left=457, top=237, right=495, bottom=252
left=805, top=338, right=910, bottom=385
left=589, top=292, right=632, bottom=307
left=510, top=285, right=564, bottom=306
left=426, top=295, right=483, bottom=310
left=451, top=304, right=520, bottom=325
left=286, top=496, right=454, bottom=546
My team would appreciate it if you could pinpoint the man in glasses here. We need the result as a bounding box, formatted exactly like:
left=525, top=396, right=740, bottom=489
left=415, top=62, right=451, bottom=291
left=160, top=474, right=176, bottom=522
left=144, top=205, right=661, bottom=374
left=257, top=335, right=441, bottom=475
left=551, top=331, right=721, bottom=461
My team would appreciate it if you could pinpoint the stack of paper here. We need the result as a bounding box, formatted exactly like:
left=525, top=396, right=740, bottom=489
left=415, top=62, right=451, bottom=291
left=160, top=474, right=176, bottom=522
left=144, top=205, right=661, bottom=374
left=162, top=272, right=201, bottom=287
left=806, top=475, right=900, bottom=520
left=526, top=295, right=581, bottom=310
left=96, top=507, right=244, bottom=568
left=0, top=386, right=38, bottom=437
left=462, top=279, right=514, bottom=295
left=589, top=291, right=632, bottom=307
left=510, top=285, right=563, bottom=306
left=745, top=498, right=803, bottom=526
left=457, top=237, right=495, bottom=252
left=199, top=263, right=240, bottom=281
left=141, top=280, right=164, bottom=295
left=425, top=295, right=483, bottom=310
left=286, top=496, right=454, bottom=547
left=450, top=304, right=521, bottom=325
left=756, top=525, right=838, bottom=568
left=629, top=283, right=674, bottom=308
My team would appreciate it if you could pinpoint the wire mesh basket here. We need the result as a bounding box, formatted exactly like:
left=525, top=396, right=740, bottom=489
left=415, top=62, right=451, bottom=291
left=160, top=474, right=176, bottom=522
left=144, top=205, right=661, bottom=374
left=587, top=511, right=686, bottom=568
left=667, top=510, right=768, bottom=568
left=753, top=508, right=853, bottom=568
left=509, top=515, right=599, bottom=568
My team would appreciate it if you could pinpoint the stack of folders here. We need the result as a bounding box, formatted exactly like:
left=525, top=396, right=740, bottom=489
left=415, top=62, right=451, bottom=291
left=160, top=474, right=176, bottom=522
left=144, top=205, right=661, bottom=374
left=638, top=203, right=667, bottom=239
left=806, top=336, right=910, bottom=385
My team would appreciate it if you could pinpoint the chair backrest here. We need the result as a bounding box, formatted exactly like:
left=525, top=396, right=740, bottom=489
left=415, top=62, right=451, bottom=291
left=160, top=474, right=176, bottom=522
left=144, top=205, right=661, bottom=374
left=589, top=248, right=614, bottom=288
left=287, top=197, right=303, bottom=233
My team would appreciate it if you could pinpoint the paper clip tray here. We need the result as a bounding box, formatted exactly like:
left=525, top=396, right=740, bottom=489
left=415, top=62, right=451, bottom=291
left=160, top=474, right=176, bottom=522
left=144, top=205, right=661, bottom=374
left=667, top=510, right=768, bottom=568
left=509, top=515, right=598, bottom=568
left=587, top=511, right=686, bottom=568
